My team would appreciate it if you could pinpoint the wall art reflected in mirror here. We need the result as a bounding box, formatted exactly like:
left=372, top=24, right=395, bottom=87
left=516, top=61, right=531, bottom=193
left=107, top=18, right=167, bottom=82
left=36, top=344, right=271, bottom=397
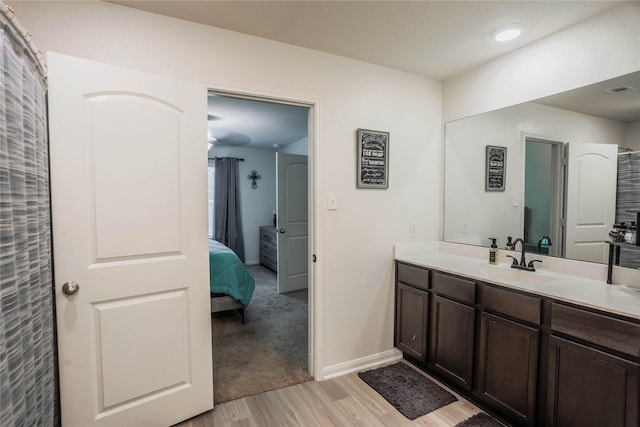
left=444, top=71, right=640, bottom=266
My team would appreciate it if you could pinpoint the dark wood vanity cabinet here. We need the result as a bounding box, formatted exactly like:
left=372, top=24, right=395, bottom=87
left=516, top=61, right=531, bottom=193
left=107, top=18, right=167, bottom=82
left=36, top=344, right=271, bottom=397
left=395, top=283, right=429, bottom=361
left=429, top=271, right=476, bottom=390
left=547, top=336, right=639, bottom=427
left=477, top=312, right=539, bottom=426
left=547, top=303, right=640, bottom=427
left=394, top=260, right=640, bottom=427
left=476, top=284, right=542, bottom=427
left=395, top=262, right=430, bottom=362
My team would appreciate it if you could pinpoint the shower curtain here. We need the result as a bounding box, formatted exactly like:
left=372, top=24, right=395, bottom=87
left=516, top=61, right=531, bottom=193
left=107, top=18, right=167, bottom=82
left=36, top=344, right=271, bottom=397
left=616, top=152, right=640, bottom=269
left=0, top=3, right=58, bottom=426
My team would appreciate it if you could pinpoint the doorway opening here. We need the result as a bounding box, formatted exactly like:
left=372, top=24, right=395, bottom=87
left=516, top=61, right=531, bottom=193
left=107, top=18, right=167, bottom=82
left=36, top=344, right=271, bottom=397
left=523, top=136, right=565, bottom=257
left=206, top=91, right=314, bottom=403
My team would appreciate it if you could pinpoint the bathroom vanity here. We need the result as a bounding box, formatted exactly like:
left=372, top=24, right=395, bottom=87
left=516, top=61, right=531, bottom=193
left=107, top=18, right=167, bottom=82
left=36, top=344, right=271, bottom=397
left=394, top=249, right=640, bottom=427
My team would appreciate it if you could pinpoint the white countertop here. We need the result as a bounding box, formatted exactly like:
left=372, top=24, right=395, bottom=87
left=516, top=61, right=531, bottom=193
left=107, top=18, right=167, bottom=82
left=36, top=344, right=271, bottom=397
left=395, top=248, right=640, bottom=321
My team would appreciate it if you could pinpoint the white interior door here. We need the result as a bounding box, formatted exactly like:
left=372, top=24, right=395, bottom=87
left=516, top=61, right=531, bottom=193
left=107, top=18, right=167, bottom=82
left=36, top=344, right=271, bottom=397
left=565, top=142, right=618, bottom=263
left=276, top=153, right=308, bottom=293
left=47, top=53, right=213, bottom=426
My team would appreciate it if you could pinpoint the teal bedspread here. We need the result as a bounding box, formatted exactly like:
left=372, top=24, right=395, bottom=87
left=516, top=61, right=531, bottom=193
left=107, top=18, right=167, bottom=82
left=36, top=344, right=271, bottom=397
left=209, top=240, right=255, bottom=307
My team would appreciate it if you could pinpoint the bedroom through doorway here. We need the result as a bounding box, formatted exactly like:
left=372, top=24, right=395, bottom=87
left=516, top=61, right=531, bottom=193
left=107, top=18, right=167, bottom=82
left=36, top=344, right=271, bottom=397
left=206, top=92, right=313, bottom=403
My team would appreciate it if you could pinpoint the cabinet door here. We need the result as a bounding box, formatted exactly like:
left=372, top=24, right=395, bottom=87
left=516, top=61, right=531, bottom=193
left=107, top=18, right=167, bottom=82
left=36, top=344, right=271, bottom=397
left=429, top=295, right=475, bottom=390
left=547, top=336, right=639, bottom=427
left=477, top=312, right=539, bottom=426
left=395, top=284, right=429, bottom=362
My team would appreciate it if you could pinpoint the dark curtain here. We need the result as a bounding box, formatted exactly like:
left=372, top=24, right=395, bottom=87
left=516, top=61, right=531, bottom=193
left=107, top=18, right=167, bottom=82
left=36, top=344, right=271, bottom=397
left=1, top=7, right=58, bottom=427
left=214, top=157, right=245, bottom=262
left=616, top=152, right=640, bottom=269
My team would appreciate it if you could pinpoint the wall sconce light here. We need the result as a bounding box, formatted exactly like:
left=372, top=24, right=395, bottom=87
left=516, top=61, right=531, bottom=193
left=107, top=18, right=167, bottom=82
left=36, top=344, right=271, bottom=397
left=247, top=169, right=261, bottom=189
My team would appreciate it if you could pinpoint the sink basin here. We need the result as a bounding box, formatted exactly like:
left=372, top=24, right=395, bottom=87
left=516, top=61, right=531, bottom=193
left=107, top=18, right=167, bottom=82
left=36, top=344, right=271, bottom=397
left=483, top=264, right=556, bottom=285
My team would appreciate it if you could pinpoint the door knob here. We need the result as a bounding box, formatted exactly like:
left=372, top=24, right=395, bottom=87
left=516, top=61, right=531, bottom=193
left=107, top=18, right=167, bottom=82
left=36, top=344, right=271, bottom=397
left=62, top=281, right=80, bottom=296
left=279, top=228, right=286, bottom=233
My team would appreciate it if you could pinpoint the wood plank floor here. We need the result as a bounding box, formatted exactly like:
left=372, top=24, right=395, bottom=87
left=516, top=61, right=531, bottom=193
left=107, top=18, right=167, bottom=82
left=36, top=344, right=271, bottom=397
left=175, top=361, right=497, bottom=427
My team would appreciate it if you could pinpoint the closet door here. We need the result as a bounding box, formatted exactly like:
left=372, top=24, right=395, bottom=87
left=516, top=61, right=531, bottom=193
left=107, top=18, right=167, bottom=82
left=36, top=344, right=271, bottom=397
left=48, top=53, right=213, bottom=427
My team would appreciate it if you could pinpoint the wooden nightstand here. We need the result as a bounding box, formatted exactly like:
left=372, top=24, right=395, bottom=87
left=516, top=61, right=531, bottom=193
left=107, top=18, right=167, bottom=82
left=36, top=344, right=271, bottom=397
left=259, top=226, right=277, bottom=272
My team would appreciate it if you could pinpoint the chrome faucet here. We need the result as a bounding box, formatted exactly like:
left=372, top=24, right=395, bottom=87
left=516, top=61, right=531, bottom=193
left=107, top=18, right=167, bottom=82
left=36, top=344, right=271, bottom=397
left=506, top=238, right=542, bottom=272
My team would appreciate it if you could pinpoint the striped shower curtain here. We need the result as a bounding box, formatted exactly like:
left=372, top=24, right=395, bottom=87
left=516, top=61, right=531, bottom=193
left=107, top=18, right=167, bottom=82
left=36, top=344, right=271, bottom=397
left=616, top=152, right=640, bottom=269
left=0, top=3, right=58, bottom=426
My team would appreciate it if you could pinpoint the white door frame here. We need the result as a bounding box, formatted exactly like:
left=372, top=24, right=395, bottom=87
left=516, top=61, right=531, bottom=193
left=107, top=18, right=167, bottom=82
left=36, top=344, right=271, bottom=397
left=207, top=87, right=319, bottom=379
left=523, top=134, right=567, bottom=258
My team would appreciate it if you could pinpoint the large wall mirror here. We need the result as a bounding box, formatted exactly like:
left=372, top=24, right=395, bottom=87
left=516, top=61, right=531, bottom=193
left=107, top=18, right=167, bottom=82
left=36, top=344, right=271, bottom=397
left=444, top=71, right=640, bottom=267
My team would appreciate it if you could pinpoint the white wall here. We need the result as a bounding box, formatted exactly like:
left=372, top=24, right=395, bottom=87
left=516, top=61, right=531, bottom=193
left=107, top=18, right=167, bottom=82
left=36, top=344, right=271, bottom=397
left=445, top=102, right=625, bottom=247
left=209, top=146, right=277, bottom=265
left=443, top=2, right=640, bottom=122
left=11, top=1, right=442, bottom=376
left=625, top=121, right=640, bottom=151
left=281, top=137, right=309, bottom=155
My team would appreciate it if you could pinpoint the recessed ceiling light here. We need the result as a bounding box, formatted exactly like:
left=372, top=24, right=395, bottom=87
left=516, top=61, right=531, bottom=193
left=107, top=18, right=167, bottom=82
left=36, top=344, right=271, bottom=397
left=492, top=24, right=523, bottom=42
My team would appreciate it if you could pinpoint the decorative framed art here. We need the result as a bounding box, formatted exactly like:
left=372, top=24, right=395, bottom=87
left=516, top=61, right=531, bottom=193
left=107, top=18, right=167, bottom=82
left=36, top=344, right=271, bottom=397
left=356, top=128, right=389, bottom=189
left=485, top=145, right=507, bottom=191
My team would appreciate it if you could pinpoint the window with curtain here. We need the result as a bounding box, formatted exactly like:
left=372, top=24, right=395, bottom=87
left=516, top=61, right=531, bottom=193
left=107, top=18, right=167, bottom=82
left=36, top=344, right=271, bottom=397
left=208, top=159, right=215, bottom=239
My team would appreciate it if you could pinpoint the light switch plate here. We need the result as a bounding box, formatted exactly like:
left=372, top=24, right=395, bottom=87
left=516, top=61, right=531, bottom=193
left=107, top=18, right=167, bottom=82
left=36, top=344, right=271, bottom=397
left=328, top=192, right=338, bottom=210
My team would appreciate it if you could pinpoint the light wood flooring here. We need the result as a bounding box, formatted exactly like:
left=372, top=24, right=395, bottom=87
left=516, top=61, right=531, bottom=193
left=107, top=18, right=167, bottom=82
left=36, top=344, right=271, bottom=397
left=175, top=361, right=496, bottom=427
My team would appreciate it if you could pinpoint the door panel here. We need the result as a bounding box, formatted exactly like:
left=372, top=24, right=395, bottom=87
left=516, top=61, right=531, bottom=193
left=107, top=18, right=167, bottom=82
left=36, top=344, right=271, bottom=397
left=395, top=284, right=429, bottom=361
left=90, top=94, right=182, bottom=260
left=48, top=53, right=213, bottom=427
left=429, top=295, right=475, bottom=390
left=477, top=312, right=539, bottom=426
left=547, top=336, right=639, bottom=427
left=565, top=143, right=617, bottom=263
left=276, top=153, right=308, bottom=293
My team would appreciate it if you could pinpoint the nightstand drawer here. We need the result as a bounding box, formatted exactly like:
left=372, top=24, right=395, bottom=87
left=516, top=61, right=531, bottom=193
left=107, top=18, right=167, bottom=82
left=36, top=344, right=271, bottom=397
left=259, top=225, right=277, bottom=272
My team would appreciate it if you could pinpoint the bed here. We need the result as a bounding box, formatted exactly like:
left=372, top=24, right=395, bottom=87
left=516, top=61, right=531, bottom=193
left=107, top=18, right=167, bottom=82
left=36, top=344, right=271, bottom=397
left=209, top=239, right=255, bottom=323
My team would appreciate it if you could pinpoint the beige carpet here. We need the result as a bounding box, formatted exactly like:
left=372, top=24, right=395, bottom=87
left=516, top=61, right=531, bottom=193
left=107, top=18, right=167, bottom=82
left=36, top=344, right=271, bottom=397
left=211, top=265, right=312, bottom=403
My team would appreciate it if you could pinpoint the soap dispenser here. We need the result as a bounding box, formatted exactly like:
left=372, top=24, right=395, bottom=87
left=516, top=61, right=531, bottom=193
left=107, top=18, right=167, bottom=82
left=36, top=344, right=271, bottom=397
left=489, top=238, right=499, bottom=265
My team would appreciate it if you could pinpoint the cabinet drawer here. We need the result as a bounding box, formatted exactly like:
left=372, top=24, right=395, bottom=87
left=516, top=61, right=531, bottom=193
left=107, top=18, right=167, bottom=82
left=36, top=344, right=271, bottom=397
left=260, top=227, right=277, bottom=244
left=481, top=284, right=541, bottom=325
left=432, top=271, right=475, bottom=304
left=397, top=262, right=429, bottom=290
left=260, top=240, right=276, bottom=254
left=551, top=303, right=640, bottom=358
left=260, top=253, right=276, bottom=270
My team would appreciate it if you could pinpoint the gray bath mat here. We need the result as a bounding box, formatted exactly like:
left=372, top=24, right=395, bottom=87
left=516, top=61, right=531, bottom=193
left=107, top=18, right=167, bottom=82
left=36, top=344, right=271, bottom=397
left=455, top=412, right=506, bottom=427
left=357, top=362, right=457, bottom=420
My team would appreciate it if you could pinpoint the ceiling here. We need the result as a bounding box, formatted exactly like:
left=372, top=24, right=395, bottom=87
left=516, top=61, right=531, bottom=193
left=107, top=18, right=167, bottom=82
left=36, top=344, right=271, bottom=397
left=207, top=94, right=308, bottom=148
left=109, top=1, right=621, bottom=80
left=106, top=1, right=632, bottom=148
left=534, top=71, right=640, bottom=123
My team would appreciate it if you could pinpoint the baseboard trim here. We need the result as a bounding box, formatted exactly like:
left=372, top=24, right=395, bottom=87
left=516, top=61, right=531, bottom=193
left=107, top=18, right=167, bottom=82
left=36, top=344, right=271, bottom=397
left=319, top=348, right=402, bottom=381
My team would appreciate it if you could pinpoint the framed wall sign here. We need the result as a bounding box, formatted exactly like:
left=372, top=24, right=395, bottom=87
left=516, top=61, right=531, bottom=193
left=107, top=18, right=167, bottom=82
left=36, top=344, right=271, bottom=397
left=485, top=145, right=506, bottom=192
left=356, top=128, right=389, bottom=189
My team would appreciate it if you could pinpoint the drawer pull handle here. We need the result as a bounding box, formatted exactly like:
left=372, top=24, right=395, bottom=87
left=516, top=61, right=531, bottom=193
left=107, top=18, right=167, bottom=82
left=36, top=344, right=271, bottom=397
left=411, top=334, right=417, bottom=341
